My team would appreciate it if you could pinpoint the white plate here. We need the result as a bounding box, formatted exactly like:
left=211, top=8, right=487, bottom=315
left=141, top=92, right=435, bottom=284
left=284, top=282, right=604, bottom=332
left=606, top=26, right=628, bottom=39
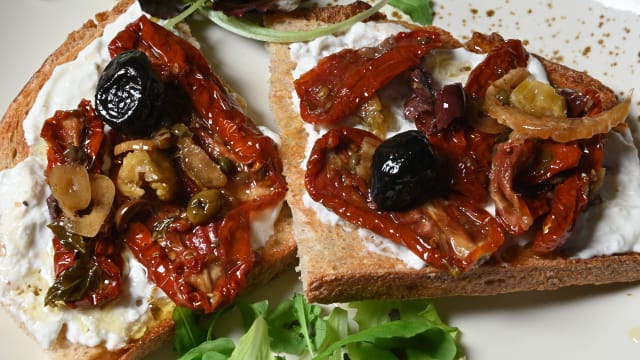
left=0, top=0, right=639, bottom=359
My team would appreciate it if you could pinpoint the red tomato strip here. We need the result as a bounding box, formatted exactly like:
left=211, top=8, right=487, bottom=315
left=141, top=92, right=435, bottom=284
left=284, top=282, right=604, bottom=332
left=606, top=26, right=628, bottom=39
left=425, top=126, right=497, bottom=204
left=532, top=135, right=603, bottom=254
left=517, top=141, right=583, bottom=186
left=464, top=38, right=528, bottom=98
left=40, top=99, right=105, bottom=173
left=294, top=29, right=447, bottom=126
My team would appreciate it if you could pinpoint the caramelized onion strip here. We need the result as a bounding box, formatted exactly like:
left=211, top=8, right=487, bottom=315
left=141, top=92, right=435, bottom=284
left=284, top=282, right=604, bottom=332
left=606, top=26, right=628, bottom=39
left=483, top=68, right=632, bottom=143
left=113, top=129, right=173, bottom=156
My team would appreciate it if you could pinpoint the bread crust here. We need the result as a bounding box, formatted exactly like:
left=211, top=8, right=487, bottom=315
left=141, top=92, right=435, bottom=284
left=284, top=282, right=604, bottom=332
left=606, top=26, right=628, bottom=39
left=0, top=1, right=295, bottom=358
left=266, top=4, right=640, bottom=304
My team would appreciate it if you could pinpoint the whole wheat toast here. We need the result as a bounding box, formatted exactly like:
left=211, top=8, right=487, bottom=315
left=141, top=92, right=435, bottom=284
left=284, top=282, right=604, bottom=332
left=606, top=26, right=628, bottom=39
left=266, top=3, right=640, bottom=304
left=0, top=0, right=296, bottom=358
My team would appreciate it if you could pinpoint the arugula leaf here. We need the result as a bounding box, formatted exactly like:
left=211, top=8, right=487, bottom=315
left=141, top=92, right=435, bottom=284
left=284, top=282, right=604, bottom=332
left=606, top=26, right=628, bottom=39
left=160, top=0, right=433, bottom=42
left=351, top=299, right=459, bottom=338
left=229, top=316, right=276, bottom=360
left=174, top=306, right=209, bottom=356
left=264, top=298, right=307, bottom=355
left=139, top=0, right=189, bottom=19
left=200, top=0, right=389, bottom=43
left=315, top=320, right=432, bottom=359
left=236, top=299, right=269, bottom=330
left=351, top=299, right=408, bottom=328
left=348, top=299, right=459, bottom=360
left=164, top=0, right=210, bottom=29
left=316, top=306, right=349, bottom=359
left=178, top=338, right=235, bottom=360
left=389, top=0, right=434, bottom=25
left=346, top=327, right=456, bottom=360
left=292, top=292, right=323, bottom=357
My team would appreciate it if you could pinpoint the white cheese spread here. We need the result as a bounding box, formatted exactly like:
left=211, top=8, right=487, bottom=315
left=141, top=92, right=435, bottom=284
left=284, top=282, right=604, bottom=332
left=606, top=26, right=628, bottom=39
left=290, top=21, right=640, bottom=269
left=0, top=147, right=163, bottom=350
left=0, top=1, right=282, bottom=351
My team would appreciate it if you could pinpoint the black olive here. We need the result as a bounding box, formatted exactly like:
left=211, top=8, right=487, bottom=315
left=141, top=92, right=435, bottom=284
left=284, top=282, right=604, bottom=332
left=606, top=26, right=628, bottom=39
left=434, top=83, right=465, bottom=128
left=369, top=130, right=439, bottom=211
left=95, top=50, right=164, bottom=137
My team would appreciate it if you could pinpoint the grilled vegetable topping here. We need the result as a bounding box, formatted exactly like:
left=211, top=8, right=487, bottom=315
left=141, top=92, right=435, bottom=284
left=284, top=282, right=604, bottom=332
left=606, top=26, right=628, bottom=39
left=509, top=77, right=567, bottom=117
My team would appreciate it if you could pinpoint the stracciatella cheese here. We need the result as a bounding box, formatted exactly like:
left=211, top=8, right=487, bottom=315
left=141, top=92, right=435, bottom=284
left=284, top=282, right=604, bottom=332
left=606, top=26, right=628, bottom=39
left=290, top=21, right=640, bottom=269
left=0, top=1, right=282, bottom=350
left=569, top=130, right=640, bottom=258
left=0, top=143, right=163, bottom=350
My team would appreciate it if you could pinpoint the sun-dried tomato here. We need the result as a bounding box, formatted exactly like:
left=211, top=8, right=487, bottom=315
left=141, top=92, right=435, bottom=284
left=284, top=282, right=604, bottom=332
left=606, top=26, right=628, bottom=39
left=40, top=99, right=105, bottom=173
left=294, top=29, right=447, bottom=126
left=426, top=126, right=497, bottom=204
left=516, top=141, right=583, bottom=185
left=464, top=38, right=529, bottom=98
left=490, top=134, right=604, bottom=253
left=305, top=127, right=504, bottom=272
left=532, top=135, right=603, bottom=254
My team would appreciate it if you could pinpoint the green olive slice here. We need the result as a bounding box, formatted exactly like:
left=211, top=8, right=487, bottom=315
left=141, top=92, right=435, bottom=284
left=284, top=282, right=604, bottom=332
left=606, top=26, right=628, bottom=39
left=186, top=189, right=222, bottom=226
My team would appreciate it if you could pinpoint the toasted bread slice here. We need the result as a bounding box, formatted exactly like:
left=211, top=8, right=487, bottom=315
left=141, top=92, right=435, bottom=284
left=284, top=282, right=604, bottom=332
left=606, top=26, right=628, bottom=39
left=0, top=0, right=295, bottom=358
left=266, top=3, right=640, bottom=304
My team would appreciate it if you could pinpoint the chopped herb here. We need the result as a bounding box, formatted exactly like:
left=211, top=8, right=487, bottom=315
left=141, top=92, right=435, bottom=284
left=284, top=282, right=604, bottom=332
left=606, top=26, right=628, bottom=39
left=44, top=257, right=100, bottom=306
left=47, top=222, right=88, bottom=254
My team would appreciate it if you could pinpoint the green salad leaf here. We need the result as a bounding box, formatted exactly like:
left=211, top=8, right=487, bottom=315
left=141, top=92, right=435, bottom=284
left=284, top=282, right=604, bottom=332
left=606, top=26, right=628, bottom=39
left=292, top=292, right=323, bottom=357
left=264, top=295, right=310, bottom=355
left=174, top=294, right=460, bottom=360
left=200, top=0, right=389, bottom=43
left=161, top=0, right=434, bottom=42
left=178, top=338, right=235, bottom=360
left=229, top=316, right=276, bottom=360
left=173, top=306, right=209, bottom=356
left=389, top=0, right=434, bottom=25
left=163, top=0, right=209, bottom=29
